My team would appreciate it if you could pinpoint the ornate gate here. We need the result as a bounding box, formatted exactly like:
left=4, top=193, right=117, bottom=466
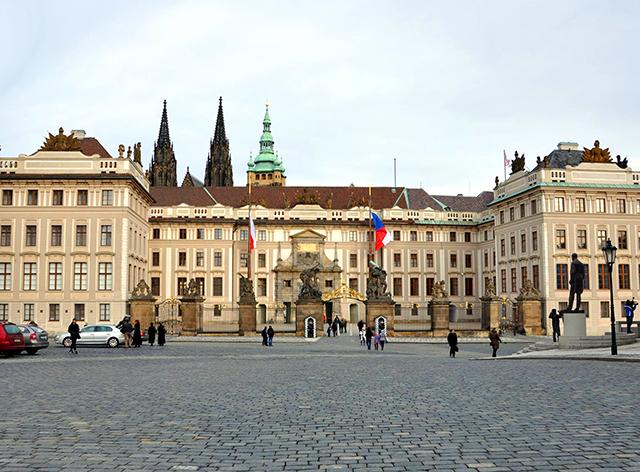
left=157, top=297, right=182, bottom=335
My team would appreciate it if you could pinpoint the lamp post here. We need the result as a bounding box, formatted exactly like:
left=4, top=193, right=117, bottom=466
left=602, top=239, right=618, bottom=355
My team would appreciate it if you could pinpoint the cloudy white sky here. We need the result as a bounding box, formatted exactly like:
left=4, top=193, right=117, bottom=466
left=1, top=0, right=639, bottom=195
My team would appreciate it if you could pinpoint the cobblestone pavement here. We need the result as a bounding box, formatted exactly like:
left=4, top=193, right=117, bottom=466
left=2, top=334, right=639, bottom=471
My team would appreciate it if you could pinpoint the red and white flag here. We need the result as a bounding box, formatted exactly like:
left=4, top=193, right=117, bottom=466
left=249, top=214, right=256, bottom=252
left=504, top=150, right=511, bottom=168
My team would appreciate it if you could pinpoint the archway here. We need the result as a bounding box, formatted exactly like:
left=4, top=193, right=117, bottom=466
left=375, top=315, right=388, bottom=336
left=304, top=316, right=317, bottom=338
left=349, top=304, right=359, bottom=323
left=257, top=304, right=267, bottom=325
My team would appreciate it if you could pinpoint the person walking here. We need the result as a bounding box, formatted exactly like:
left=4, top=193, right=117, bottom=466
left=373, top=332, right=380, bottom=350
left=332, top=320, right=338, bottom=337
left=549, top=309, right=562, bottom=342
left=68, top=318, right=80, bottom=354
left=157, top=322, right=167, bottom=346
left=365, top=327, right=373, bottom=350
left=625, top=298, right=637, bottom=334
left=261, top=326, right=268, bottom=346
left=489, top=328, right=502, bottom=357
left=379, top=330, right=387, bottom=351
left=357, top=319, right=364, bottom=333
left=326, top=325, right=332, bottom=337
left=267, top=326, right=275, bottom=346
left=132, top=320, right=142, bottom=348
left=148, top=323, right=157, bottom=346
left=447, top=329, right=458, bottom=357
left=122, top=318, right=133, bottom=348
left=359, top=327, right=365, bottom=345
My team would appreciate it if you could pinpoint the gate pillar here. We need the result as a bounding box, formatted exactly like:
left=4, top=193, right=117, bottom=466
left=129, top=280, right=156, bottom=330
left=365, top=299, right=395, bottom=336
left=296, top=300, right=324, bottom=337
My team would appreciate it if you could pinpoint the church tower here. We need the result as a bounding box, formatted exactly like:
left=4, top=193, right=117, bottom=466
left=149, top=100, right=178, bottom=187
left=247, top=104, right=286, bottom=187
left=204, top=97, right=234, bottom=187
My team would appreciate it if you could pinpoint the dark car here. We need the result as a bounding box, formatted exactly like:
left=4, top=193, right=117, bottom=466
left=16, top=324, right=49, bottom=355
left=0, top=322, right=26, bottom=357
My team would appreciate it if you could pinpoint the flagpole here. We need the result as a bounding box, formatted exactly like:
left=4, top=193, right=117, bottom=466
left=368, top=179, right=373, bottom=264
left=503, top=149, right=507, bottom=182
left=248, top=180, right=252, bottom=281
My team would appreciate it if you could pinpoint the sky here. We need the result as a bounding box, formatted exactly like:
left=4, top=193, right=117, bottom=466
left=1, top=0, right=640, bottom=196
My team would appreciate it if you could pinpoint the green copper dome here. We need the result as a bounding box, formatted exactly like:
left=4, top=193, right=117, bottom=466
left=248, top=104, right=285, bottom=176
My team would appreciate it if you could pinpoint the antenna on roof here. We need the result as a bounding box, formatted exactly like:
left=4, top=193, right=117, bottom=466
left=393, top=158, right=397, bottom=189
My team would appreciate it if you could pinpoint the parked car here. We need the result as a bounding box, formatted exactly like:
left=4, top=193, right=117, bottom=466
left=16, top=324, right=49, bottom=355
left=0, top=322, right=26, bottom=357
left=55, top=325, right=125, bottom=348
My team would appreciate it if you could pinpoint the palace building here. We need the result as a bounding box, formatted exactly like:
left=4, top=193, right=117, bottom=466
left=0, top=104, right=638, bottom=335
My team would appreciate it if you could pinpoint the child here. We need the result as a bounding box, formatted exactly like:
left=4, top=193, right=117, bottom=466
left=373, top=332, right=380, bottom=350
left=379, top=330, right=387, bottom=351
left=359, top=327, right=365, bottom=345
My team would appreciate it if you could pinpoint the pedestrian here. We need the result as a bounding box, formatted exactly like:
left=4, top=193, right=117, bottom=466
left=332, top=321, right=338, bottom=337
left=326, top=325, right=331, bottom=337
left=341, top=318, right=347, bottom=334
left=121, top=318, right=133, bottom=347
left=365, top=327, right=373, bottom=350
left=379, top=330, right=387, bottom=351
left=132, top=320, right=142, bottom=348
left=359, top=327, right=365, bottom=345
left=625, top=298, right=637, bottom=334
left=261, top=326, right=268, bottom=346
left=549, top=309, right=562, bottom=342
left=157, top=322, right=166, bottom=346
left=68, top=318, right=80, bottom=354
left=373, top=332, right=380, bottom=350
left=357, top=319, right=364, bottom=333
left=489, top=327, right=502, bottom=357
left=447, top=329, right=458, bottom=357
left=267, top=325, right=275, bottom=346
left=148, top=322, right=157, bottom=346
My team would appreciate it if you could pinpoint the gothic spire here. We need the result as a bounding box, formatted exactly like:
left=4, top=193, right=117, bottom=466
left=204, top=96, right=234, bottom=187
left=157, top=100, right=171, bottom=148
left=213, top=96, right=227, bottom=145
left=149, top=99, right=177, bottom=187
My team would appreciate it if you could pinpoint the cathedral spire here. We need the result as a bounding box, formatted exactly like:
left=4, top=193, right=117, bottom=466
left=204, top=96, right=234, bottom=187
left=148, top=100, right=177, bottom=187
left=157, top=100, right=171, bottom=148
left=213, top=96, right=227, bottom=145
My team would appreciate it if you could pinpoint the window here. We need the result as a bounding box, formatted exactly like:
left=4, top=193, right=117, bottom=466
left=0, top=263, right=10, bottom=290
left=153, top=228, right=160, bottom=239
left=601, top=301, right=610, bottom=318
left=576, top=198, right=585, bottom=212
left=597, top=230, right=607, bottom=249
left=77, top=190, right=88, bottom=205
left=618, top=230, right=628, bottom=250
left=393, top=253, right=401, bottom=267
left=349, top=231, right=357, bottom=242
left=102, top=190, right=113, bottom=206
left=349, top=278, right=358, bottom=291
left=532, top=265, right=539, bottom=290
left=151, top=277, right=160, bottom=296
left=52, top=190, right=63, bottom=206
left=152, top=252, right=160, bottom=266
left=196, top=252, right=204, bottom=267
left=484, top=252, right=488, bottom=268
left=532, top=231, right=538, bottom=251
left=75, top=225, right=87, bottom=246
left=450, top=232, right=456, bottom=242
left=619, top=264, right=630, bottom=290
left=23, top=263, right=37, bottom=290
left=598, top=264, right=610, bottom=290
left=410, top=231, right=417, bottom=242
left=521, top=267, right=528, bottom=287
left=510, top=236, right=516, bottom=255
left=450, top=254, right=457, bottom=268
left=617, top=199, right=626, bottom=213
left=48, top=262, right=62, bottom=290
left=556, top=264, right=568, bottom=290
left=595, top=198, right=605, bottom=213
left=500, top=239, right=505, bottom=257
left=74, top=262, right=87, bottom=291
left=449, top=277, right=458, bottom=296
left=521, top=234, right=526, bottom=253
left=258, top=278, right=267, bottom=297
left=27, top=190, right=38, bottom=205
left=101, top=225, right=112, bottom=246
left=350, top=253, right=358, bottom=268
left=49, top=304, right=60, bottom=322
left=393, top=231, right=401, bottom=241
left=464, top=278, right=473, bottom=296
left=240, top=253, right=248, bottom=268
left=583, top=264, right=590, bottom=290
left=410, top=253, right=418, bottom=268
left=214, top=251, right=222, bottom=267
left=51, top=225, right=62, bottom=246
left=410, top=277, right=419, bottom=296
left=500, top=211, right=504, bottom=224
left=24, top=303, right=34, bottom=322
left=511, top=268, right=517, bottom=292
left=426, top=254, right=434, bottom=268
left=577, top=230, right=587, bottom=249
left=393, top=277, right=402, bottom=296
left=98, top=262, right=113, bottom=290
left=240, top=230, right=248, bottom=241
left=179, top=229, right=187, bottom=239
left=500, top=269, right=506, bottom=292
left=520, top=204, right=525, bottom=218
left=554, top=197, right=564, bottom=212
left=214, top=228, right=222, bottom=239
left=258, top=230, right=267, bottom=241
left=26, top=225, right=37, bottom=246
left=426, top=231, right=433, bottom=242
left=2, top=190, right=13, bottom=206
left=283, top=279, right=292, bottom=288
left=426, top=277, right=434, bottom=296
left=0, top=304, right=8, bottom=321
left=510, top=207, right=515, bottom=221
left=195, top=228, right=204, bottom=240
left=196, top=277, right=206, bottom=296
left=178, top=252, right=186, bottom=266
left=99, top=304, right=110, bottom=321
left=464, top=232, right=471, bottom=242
left=212, top=277, right=223, bottom=296
left=177, top=277, right=187, bottom=296
left=465, top=254, right=471, bottom=268
left=556, top=229, right=566, bottom=249
left=1, top=225, right=11, bottom=246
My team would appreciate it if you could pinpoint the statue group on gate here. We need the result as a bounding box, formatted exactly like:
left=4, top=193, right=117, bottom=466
left=431, top=280, right=448, bottom=300
left=564, top=253, right=585, bottom=312
left=131, top=279, right=151, bottom=299
left=366, top=262, right=391, bottom=300
left=239, top=275, right=256, bottom=303
left=298, top=265, right=322, bottom=300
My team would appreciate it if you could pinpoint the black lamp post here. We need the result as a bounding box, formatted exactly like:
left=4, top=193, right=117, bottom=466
left=602, top=239, right=618, bottom=355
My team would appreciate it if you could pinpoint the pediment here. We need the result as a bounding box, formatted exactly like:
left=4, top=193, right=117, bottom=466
left=290, top=229, right=326, bottom=241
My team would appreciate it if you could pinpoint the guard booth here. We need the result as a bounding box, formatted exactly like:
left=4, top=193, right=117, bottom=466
left=305, top=316, right=317, bottom=338
left=375, top=315, right=387, bottom=335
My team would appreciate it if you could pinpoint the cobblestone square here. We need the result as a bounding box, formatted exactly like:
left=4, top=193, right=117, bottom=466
left=2, top=335, right=639, bottom=471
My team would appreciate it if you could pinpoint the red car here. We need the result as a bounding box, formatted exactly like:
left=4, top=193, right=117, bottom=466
left=0, top=322, right=26, bottom=357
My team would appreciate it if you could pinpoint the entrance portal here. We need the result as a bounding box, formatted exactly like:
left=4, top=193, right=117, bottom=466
left=375, top=315, right=388, bottom=335
left=324, top=302, right=333, bottom=324
left=349, top=303, right=359, bottom=323
left=305, top=316, right=317, bottom=338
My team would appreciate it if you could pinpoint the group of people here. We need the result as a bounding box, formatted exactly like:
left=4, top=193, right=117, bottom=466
left=356, top=319, right=387, bottom=351
left=118, top=318, right=166, bottom=348
left=261, top=326, right=275, bottom=346
left=326, top=317, right=347, bottom=337
left=447, top=328, right=502, bottom=358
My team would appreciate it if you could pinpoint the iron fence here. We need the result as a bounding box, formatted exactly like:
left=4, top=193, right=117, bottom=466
left=201, top=307, right=239, bottom=333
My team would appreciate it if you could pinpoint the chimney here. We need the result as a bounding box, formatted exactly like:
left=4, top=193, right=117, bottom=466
left=557, top=142, right=578, bottom=151
left=71, top=129, right=86, bottom=140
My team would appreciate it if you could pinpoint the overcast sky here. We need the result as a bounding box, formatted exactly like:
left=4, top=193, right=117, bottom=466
left=1, top=0, right=639, bottom=195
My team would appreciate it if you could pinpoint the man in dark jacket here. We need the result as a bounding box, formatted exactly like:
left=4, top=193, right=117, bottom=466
left=489, top=328, right=502, bottom=357
left=261, top=326, right=268, bottom=346
left=148, top=323, right=157, bottom=346
left=447, top=329, right=458, bottom=357
left=68, top=318, right=80, bottom=354
left=267, top=326, right=275, bottom=346
left=121, top=319, right=133, bottom=347
left=549, top=309, right=562, bottom=342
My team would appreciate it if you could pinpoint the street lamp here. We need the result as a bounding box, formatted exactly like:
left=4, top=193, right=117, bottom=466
left=602, top=239, right=618, bottom=355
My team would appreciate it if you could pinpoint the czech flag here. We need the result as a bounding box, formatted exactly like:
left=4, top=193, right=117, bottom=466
left=372, top=212, right=391, bottom=251
left=249, top=214, right=256, bottom=252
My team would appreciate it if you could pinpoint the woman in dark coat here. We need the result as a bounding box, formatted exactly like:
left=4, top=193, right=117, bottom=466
left=68, top=318, right=80, bottom=354
left=447, top=329, right=458, bottom=358
left=148, top=323, right=157, bottom=346
left=489, top=328, right=502, bottom=357
left=132, top=320, right=142, bottom=348
left=157, top=323, right=166, bottom=346
left=261, top=326, right=268, bottom=346
left=365, top=327, right=373, bottom=350
left=267, top=326, right=275, bottom=346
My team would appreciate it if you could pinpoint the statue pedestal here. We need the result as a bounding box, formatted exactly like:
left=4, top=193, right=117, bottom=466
left=516, top=296, right=544, bottom=335
left=365, top=298, right=395, bottom=336
left=238, top=301, right=257, bottom=336
left=563, top=311, right=586, bottom=337
left=296, top=299, right=324, bottom=337
left=480, top=296, right=501, bottom=330
left=429, top=300, right=450, bottom=337
left=129, top=297, right=156, bottom=330
left=180, top=296, right=203, bottom=335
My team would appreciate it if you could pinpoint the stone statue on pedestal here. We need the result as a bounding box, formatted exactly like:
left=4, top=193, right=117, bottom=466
left=431, top=280, right=448, bottom=300
left=567, top=253, right=584, bottom=312
left=366, top=261, right=391, bottom=300
left=239, top=275, right=256, bottom=304
left=298, top=265, right=322, bottom=300
left=131, top=279, right=151, bottom=299
left=485, top=279, right=496, bottom=298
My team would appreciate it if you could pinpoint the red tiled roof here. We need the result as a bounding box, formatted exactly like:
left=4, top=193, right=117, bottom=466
left=80, top=137, right=113, bottom=159
left=429, top=191, right=494, bottom=212
left=405, top=188, right=446, bottom=210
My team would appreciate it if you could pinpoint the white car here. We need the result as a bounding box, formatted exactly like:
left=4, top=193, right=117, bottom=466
left=54, top=325, right=125, bottom=348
